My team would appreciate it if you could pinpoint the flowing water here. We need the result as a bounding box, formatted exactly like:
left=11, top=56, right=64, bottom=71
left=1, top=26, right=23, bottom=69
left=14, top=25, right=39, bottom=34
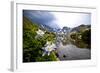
left=56, top=42, right=91, bottom=60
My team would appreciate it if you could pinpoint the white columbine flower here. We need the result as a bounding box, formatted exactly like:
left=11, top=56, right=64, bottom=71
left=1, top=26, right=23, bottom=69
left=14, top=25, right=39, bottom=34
left=36, top=29, right=45, bottom=36
left=42, top=41, right=56, bottom=56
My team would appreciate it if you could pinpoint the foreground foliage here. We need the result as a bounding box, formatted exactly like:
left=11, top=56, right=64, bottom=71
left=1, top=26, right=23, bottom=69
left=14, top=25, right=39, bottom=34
left=23, top=17, right=58, bottom=62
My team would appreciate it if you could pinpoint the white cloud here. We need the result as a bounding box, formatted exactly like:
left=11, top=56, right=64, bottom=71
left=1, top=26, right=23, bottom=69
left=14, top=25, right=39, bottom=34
left=50, top=12, right=91, bottom=28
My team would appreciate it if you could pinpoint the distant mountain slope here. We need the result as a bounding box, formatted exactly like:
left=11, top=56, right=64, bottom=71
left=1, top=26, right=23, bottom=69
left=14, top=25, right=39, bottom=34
left=69, top=24, right=91, bottom=48
left=71, top=24, right=91, bottom=32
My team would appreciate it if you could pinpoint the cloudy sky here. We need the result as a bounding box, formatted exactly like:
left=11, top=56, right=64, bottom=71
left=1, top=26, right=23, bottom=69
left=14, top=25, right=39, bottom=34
left=23, top=10, right=91, bottom=29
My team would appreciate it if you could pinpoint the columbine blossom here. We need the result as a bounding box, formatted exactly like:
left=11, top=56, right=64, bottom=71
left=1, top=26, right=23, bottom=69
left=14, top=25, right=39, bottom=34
left=36, top=29, right=45, bottom=36
left=42, top=41, right=56, bottom=56
left=35, top=29, right=45, bottom=39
